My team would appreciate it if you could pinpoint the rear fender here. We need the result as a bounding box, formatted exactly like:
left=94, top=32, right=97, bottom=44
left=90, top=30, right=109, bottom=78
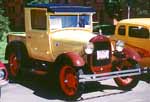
left=5, top=41, right=28, bottom=61
left=5, top=41, right=18, bottom=60
left=55, top=52, right=85, bottom=67
left=123, top=47, right=141, bottom=62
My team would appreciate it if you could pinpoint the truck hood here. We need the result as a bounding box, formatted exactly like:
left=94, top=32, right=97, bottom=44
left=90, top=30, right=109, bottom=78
left=51, top=30, right=96, bottom=43
left=51, top=29, right=96, bottom=58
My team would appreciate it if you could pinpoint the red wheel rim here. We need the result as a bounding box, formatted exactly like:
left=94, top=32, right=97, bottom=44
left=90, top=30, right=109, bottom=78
left=115, top=61, right=133, bottom=86
left=116, top=77, right=133, bottom=86
left=9, top=53, right=19, bottom=77
left=59, top=65, right=78, bottom=96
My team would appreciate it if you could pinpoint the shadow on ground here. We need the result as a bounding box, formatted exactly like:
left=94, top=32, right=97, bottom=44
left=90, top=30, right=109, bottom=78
left=9, top=74, right=60, bottom=100
left=6, top=61, right=150, bottom=101
left=8, top=74, right=128, bottom=101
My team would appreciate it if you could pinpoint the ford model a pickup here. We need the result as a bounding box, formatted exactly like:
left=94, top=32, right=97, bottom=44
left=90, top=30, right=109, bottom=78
left=5, top=4, right=144, bottom=100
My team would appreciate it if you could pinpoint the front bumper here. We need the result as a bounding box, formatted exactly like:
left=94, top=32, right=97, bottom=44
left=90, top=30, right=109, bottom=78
left=79, top=67, right=150, bottom=83
left=0, top=80, right=9, bottom=87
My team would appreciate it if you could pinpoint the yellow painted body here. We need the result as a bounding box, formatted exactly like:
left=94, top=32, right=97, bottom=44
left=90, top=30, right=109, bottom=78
left=114, top=18, right=150, bottom=67
left=8, top=7, right=95, bottom=62
left=51, top=29, right=95, bottom=59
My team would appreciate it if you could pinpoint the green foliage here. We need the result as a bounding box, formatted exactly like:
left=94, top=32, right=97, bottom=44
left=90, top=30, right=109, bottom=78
left=0, top=0, right=10, bottom=41
left=131, top=0, right=150, bottom=17
left=104, top=0, right=150, bottom=19
left=0, top=39, right=7, bottom=63
left=27, top=0, right=51, bottom=4
left=104, top=0, right=121, bottom=19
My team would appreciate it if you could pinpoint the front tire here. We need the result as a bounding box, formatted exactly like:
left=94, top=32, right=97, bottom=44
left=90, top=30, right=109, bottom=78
left=113, top=59, right=139, bottom=90
left=54, top=61, right=82, bottom=100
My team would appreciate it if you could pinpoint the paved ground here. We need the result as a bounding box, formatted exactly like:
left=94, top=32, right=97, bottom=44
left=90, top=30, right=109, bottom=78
left=1, top=74, right=150, bottom=102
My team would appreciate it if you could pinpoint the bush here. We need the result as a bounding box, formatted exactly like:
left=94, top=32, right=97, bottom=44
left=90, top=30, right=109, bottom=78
left=0, top=1, right=10, bottom=41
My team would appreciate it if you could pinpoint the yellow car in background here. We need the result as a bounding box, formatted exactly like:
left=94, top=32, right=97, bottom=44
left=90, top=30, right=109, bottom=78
left=114, top=18, right=150, bottom=67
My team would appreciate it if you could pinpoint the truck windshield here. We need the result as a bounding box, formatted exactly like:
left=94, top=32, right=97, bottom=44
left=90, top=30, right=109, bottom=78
left=49, top=15, right=91, bottom=30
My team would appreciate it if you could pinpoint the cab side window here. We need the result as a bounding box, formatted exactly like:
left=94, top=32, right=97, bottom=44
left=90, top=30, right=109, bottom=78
left=118, top=25, right=126, bottom=36
left=129, top=26, right=149, bottom=39
left=31, top=10, right=46, bottom=30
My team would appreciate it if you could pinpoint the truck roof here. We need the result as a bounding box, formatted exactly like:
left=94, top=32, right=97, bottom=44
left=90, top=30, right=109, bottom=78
left=26, top=3, right=95, bottom=13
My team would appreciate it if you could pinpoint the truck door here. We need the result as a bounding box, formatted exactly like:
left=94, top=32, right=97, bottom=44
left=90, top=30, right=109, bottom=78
left=26, top=9, right=52, bottom=61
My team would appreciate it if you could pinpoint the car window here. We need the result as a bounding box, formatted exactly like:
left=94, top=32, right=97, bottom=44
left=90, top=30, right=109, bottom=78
left=118, top=25, right=125, bottom=36
left=31, top=10, right=46, bottom=30
left=129, top=26, right=149, bottom=39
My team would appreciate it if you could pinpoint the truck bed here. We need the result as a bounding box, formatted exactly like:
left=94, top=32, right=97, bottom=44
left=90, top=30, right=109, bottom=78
left=7, top=32, right=26, bottom=44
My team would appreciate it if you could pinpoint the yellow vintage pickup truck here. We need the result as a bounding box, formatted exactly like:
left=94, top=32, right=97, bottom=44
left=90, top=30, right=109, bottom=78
left=4, top=4, right=147, bottom=100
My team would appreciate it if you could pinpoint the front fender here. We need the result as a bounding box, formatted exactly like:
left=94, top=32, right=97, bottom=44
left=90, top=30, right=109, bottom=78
left=5, top=41, right=28, bottom=60
left=55, top=52, right=85, bottom=67
left=123, top=47, right=141, bottom=62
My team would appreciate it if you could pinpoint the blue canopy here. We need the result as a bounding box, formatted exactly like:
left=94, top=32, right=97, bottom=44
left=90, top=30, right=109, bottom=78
left=26, top=3, right=95, bottom=13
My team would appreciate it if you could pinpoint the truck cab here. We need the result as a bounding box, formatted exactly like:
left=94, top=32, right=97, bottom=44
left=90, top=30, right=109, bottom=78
left=25, top=4, right=95, bottom=62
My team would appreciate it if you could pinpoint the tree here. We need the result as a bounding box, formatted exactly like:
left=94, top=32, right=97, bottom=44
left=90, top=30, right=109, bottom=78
left=0, top=0, right=10, bottom=41
left=120, top=0, right=150, bottom=18
left=131, top=0, right=150, bottom=18
left=104, top=0, right=122, bottom=19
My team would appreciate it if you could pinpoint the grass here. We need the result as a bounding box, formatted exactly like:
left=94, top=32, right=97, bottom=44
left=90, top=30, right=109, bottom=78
left=0, top=39, right=8, bottom=63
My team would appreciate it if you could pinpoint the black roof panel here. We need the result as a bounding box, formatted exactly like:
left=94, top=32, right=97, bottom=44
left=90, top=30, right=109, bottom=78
left=26, top=3, right=95, bottom=13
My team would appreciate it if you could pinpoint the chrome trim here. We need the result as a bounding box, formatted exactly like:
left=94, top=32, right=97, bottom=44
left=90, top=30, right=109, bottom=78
left=79, top=68, right=141, bottom=82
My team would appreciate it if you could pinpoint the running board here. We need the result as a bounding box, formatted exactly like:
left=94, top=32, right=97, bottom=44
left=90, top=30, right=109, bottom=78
left=79, top=68, right=142, bottom=83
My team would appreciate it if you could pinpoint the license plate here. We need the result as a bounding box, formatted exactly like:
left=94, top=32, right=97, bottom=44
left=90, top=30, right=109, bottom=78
left=97, top=50, right=110, bottom=60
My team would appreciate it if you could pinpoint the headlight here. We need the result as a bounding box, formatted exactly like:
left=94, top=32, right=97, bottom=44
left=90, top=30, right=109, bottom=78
left=0, top=70, right=5, bottom=80
left=116, top=40, right=124, bottom=52
left=84, top=42, right=94, bottom=54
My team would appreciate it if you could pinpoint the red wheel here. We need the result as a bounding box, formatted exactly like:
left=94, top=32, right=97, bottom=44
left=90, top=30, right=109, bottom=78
left=8, top=53, right=20, bottom=77
left=113, top=59, right=139, bottom=90
left=59, top=65, right=78, bottom=97
left=53, top=60, right=83, bottom=100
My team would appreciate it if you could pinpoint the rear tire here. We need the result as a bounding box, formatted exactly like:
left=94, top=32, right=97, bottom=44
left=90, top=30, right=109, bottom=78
left=8, top=51, right=21, bottom=80
left=113, top=59, right=139, bottom=90
left=6, top=43, right=29, bottom=80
